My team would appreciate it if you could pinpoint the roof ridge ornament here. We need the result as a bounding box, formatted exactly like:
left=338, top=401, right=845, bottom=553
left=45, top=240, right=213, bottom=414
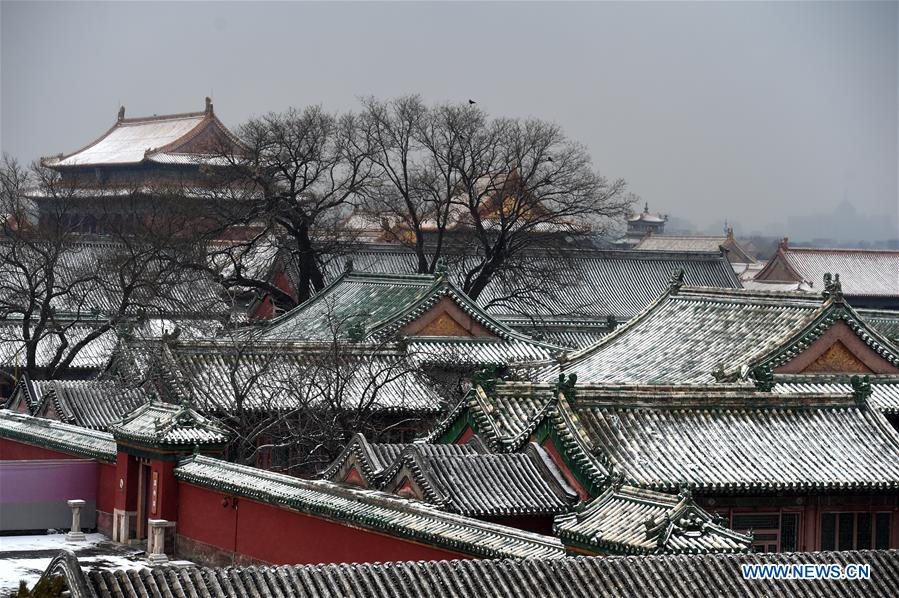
left=668, top=268, right=685, bottom=294
left=555, top=373, right=577, bottom=400
left=347, top=321, right=366, bottom=341
left=118, top=106, right=125, bottom=122
left=850, top=374, right=872, bottom=403
left=344, top=258, right=354, bottom=273
left=205, top=96, right=213, bottom=115
left=822, top=273, right=844, bottom=303
left=471, top=363, right=504, bottom=395
left=434, top=257, right=449, bottom=279
left=750, top=364, right=775, bottom=392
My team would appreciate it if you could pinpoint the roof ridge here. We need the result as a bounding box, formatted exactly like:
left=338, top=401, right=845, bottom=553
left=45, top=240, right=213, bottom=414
left=787, top=246, right=899, bottom=255
left=118, top=111, right=207, bottom=124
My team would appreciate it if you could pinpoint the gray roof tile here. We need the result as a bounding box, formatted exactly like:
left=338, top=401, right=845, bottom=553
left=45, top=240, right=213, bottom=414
left=43, top=548, right=899, bottom=597
left=555, top=485, right=751, bottom=555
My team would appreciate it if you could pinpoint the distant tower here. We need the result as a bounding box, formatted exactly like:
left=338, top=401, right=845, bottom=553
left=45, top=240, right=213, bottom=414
left=623, top=202, right=667, bottom=247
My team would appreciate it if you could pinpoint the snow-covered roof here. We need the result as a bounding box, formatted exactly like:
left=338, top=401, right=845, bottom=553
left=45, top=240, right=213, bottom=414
left=38, top=548, right=899, bottom=598
left=323, top=246, right=740, bottom=320
left=108, top=398, right=229, bottom=447
left=555, top=484, right=750, bottom=555
left=48, top=114, right=206, bottom=167
left=7, top=376, right=148, bottom=430
left=449, top=383, right=899, bottom=493
left=755, top=245, right=899, bottom=298
left=552, top=285, right=899, bottom=385
left=41, top=99, right=242, bottom=169
left=0, top=410, right=116, bottom=461
left=635, top=233, right=755, bottom=263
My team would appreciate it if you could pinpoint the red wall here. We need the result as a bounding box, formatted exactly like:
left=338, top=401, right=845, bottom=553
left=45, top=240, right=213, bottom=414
left=177, top=482, right=467, bottom=564
left=97, top=463, right=117, bottom=515
left=0, top=438, right=83, bottom=461
left=150, top=460, right=179, bottom=521
left=540, top=438, right=589, bottom=500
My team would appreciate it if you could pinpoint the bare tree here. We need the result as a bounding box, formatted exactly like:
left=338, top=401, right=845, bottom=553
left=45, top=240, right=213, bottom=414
left=357, top=96, right=634, bottom=301
left=133, top=305, right=440, bottom=475
left=206, top=106, right=372, bottom=304
left=0, top=156, right=222, bottom=384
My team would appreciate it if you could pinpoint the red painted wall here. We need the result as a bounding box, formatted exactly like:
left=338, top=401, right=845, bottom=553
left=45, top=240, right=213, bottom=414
left=150, top=460, right=178, bottom=521
left=540, top=438, right=589, bottom=500
left=97, top=463, right=117, bottom=514
left=0, top=438, right=82, bottom=461
left=177, top=482, right=467, bottom=564
left=115, top=451, right=139, bottom=511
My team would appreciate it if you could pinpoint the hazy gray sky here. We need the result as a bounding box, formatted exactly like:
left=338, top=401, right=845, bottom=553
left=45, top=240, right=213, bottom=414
left=2, top=1, right=896, bottom=241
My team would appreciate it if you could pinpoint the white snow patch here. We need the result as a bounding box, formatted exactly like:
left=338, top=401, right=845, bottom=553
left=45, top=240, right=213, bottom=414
left=0, top=533, right=162, bottom=594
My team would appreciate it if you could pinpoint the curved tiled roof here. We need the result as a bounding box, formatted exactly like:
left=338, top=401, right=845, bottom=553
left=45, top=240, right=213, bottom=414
left=108, top=399, right=228, bottom=446
left=250, top=271, right=561, bottom=361
left=0, top=321, right=118, bottom=370
left=41, top=102, right=242, bottom=169
left=772, top=375, right=899, bottom=414
left=21, top=378, right=148, bottom=430
left=556, top=286, right=899, bottom=385
left=555, top=485, right=750, bottom=555
left=319, top=433, right=481, bottom=485
left=382, top=443, right=578, bottom=517
left=456, top=383, right=899, bottom=494
left=0, top=410, right=116, bottom=462
left=150, top=342, right=445, bottom=413
left=567, top=387, right=899, bottom=493
left=635, top=235, right=729, bottom=253
left=859, top=308, right=899, bottom=343
left=47, top=113, right=207, bottom=167
left=42, top=548, right=899, bottom=598
left=175, top=455, right=565, bottom=560
left=756, top=246, right=899, bottom=298
left=32, top=240, right=228, bottom=315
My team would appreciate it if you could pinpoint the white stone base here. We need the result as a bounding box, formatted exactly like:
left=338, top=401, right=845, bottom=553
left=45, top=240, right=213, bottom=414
left=147, top=552, right=169, bottom=565
left=66, top=531, right=86, bottom=542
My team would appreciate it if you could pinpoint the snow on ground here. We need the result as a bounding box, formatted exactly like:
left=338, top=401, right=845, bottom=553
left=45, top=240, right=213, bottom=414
left=0, top=533, right=152, bottom=595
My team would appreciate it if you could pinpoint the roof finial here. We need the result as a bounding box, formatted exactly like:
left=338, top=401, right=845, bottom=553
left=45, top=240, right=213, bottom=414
left=435, top=257, right=449, bottom=278
left=779, top=237, right=789, bottom=251
left=668, top=268, right=685, bottom=294
left=643, top=201, right=649, bottom=214
left=750, top=364, right=775, bottom=392
left=118, top=106, right=125, bottom=121
left=555, top=373, right=577, bottom=400
left=850, top=375, right=872, bottom=403
left=205, top=96, right=213, bottom=115
left=822, top=272, right=843, bottom=303
left=347, top=321, right=366, bottom=341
